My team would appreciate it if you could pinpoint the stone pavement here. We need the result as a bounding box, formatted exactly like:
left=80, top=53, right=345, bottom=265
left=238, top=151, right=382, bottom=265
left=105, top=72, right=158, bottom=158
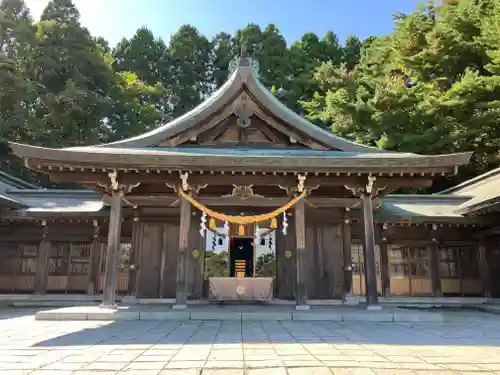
left=0, top=308, right=500, bottom=374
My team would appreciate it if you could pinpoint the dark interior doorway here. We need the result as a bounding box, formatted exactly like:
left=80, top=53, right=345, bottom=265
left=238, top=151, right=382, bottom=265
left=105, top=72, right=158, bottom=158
left=230, top=237, right=254, bottom=277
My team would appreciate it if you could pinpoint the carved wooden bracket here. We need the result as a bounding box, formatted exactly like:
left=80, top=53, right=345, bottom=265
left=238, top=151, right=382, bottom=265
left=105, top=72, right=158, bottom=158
left=167, top=172, right=206, bottom=194
left=41, top=219, right=48, bottom=238
left=97, top=169, right=141, bottom=194
left=344, top=176, right=387, bottom=198
left=278, top=184, right=320, bottom=198
left=92, top=220, right=100, bottom=239
left=222, top=185, right=263, bottom=200
left=297, top=174, right=306, bottom=193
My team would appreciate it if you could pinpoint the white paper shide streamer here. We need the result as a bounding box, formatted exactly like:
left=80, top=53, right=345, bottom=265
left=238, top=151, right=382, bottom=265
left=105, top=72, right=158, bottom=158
left=282, top=211, right=288, bottom=235
left=200, top=211, right=207, bottom=237
left=254, top=223, right=260, bottom=246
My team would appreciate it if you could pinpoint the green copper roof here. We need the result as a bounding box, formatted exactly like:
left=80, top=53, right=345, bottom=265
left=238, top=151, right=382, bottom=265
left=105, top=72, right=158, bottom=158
left=375, top=195, right=472, bottom=221
left=440, top=166, right=500, bottom=215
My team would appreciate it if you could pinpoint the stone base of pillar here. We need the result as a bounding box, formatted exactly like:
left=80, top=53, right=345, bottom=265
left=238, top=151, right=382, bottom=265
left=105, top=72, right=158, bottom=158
left=295, top=305, right=310, bottom=311
left=122, top=296, right=137, bottom=304
left=343, top=295, right=360, bottom=305
left=366, top=304, right=383, bottom=311
left=99, top=303, right=117, bottom=309
left=172, top=304, right=187, bottom=310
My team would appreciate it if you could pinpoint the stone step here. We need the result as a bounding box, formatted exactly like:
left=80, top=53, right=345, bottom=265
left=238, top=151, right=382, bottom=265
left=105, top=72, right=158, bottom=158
left=34, top=306, right=444, bottom=323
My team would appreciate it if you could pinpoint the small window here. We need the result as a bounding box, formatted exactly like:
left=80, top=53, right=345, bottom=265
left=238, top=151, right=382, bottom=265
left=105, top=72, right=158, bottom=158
left=388, top=246, right=408, bottom=277
left=20, top=244, right=38, bottom=257
left=351, top=244, right=363, bottom=275
left=439, top=247, right=459, bottom=278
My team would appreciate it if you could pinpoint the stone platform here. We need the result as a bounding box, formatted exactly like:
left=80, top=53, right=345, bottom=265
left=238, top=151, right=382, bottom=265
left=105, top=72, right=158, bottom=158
left=34, top=304, right=445, bottom=322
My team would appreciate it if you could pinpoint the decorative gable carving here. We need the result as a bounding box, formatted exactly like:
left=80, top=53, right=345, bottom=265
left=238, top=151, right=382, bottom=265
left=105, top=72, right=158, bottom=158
left=156, top=90, right=336, bottom=150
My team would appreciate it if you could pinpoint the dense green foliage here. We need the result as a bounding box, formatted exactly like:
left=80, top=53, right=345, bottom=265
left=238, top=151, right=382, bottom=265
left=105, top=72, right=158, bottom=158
left=1, top=0, right=499, bottom=188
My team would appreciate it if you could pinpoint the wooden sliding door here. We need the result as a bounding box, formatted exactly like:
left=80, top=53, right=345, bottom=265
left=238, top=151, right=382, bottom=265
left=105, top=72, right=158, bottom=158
left=439, top=245, right=481, bottom=296
left=388, top=245, right=432, bottom=296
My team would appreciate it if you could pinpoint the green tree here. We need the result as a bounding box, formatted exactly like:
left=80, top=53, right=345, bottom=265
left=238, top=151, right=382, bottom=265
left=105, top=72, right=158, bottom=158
left=113, top=27, right=167, bottom=86
left=103, top=71, right=166, bottom=142
left=29, top=0, right=114, bottom=147
left=256, top=252, right=276, bottom=277
left=0, top=0, right=35, bottom=141
left=304, top=0, right=500, bottom=187
left=0, top=0, right=38, bottom=181
left=343, top=35, right=362, bottom=71
left=167, top=25, right=211, bottom=116
left=283, top=31, right=344, bottom=112
left=205, top=250, right=228, bottom=277
left=210, top=31, right=234, bottom=89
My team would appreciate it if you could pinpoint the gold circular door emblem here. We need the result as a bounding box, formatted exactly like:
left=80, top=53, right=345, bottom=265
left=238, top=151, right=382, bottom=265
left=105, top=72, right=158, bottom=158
left=285, top=250, right=292, bottom=259
left=236, top=285, right=246, bottom=295
left=192, top=249, right=200, bottom=258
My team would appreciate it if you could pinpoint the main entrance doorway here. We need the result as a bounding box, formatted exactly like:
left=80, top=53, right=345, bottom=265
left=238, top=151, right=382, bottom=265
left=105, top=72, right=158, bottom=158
left=230, top=237, right=254, bottom=277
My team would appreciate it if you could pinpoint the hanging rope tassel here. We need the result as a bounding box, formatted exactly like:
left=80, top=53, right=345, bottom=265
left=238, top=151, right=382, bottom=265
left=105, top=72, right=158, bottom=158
left=209, top=217, right=216, bottom=229
left=270, top=217, right=277, bottom=229
left=238, top=225, right=245, bottom=236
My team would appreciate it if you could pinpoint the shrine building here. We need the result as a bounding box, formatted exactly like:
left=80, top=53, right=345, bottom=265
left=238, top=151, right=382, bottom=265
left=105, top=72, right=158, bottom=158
left=4, top=56, right=500, bottom=309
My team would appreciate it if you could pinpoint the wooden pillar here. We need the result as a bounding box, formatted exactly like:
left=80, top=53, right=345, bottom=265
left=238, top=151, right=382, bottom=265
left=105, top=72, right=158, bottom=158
left=34, top=224, right=50, bottom=295
left=174, top=193, right=191, bottom=308
left=342, top=219, right=353, bottom=298
left=100, top=191, right=123, bottom=308
left=159, top=223, right=168, bottom=298
left=429, top=242, right=442, bottom=297
left=361, top=194, right=380, bottom=309
left=295, top=199, right=308, bottom=309
left=380, top=241, right=391, bottom=298
left=87, top=221, right=101, bottom=295
left=478, top=242, right=491, bottom=298
left=127, top=220, right=141, bottom=296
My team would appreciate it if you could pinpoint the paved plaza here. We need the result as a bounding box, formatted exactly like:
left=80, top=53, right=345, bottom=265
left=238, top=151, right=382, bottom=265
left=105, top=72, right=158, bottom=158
left=0, top=308, right=499, bottom=374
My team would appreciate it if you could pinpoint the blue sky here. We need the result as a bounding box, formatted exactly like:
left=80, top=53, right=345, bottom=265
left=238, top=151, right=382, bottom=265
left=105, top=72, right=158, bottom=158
left=26, top=0, right=422, bottom=46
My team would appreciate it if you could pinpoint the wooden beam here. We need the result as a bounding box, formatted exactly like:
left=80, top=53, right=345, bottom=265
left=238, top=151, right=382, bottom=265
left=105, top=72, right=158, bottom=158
left=100, top=191, right=123, bottom=307
left=161, top=103, right=236, bottom=147
left=34, top=236, right=50, bottom=295
left=51, top=171, right=365, bottom=187
left=342, top=220, right=353, bottom=297
left=198, top=118, right=231, bottom=143
left=174, top=193, right=191, bottom=308
left=429, top=243, right=442, bottom=297
left=251, top=104, right=328, bottom=150
left=125, top=195, right=364, bottom=208
left=257, top=121, right=290, bottom=145
left=295, top=199, right=307, bottom=307
left=478, top=243, right=491, bottom=298
left=87, top=238, right=101, bottom=296
left=379, top=242, right=390, bottom=297
left=49, top=170, right=434, bottom=191
left=361, top=194, right=380, bottom=308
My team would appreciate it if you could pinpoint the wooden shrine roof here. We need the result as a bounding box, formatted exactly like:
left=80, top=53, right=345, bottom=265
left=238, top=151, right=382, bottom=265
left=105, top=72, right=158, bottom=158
left=374, top=194, right=473, bottom=223
left=440, top=166, right=500, bottom=215
left=11, top=144, right=472, bottom=173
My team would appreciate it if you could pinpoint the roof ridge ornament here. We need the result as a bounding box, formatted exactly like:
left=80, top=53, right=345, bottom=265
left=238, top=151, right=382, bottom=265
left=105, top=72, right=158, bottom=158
left=228, top=46, right=259, bottom=79
left=240, top=42, right=249, bottom=58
